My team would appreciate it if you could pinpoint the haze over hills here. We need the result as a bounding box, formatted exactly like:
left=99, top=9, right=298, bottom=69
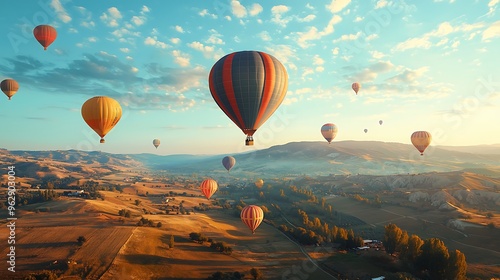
left=1, top=141, right=500, bottom=178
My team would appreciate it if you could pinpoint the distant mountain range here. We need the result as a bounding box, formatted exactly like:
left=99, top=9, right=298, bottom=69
left=1, top=141, right=499, bottom=178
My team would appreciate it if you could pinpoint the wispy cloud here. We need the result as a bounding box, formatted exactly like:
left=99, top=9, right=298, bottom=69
left=482, top=20, right=500, bottom=41
left=100, top=7, right=122, bottom=27
left=51, top=0, right=72, bottom=23
left=271, top=5, right=292, bottom=27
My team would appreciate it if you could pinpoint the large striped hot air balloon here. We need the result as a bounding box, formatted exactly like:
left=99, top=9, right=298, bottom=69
left=411, top=131, right=432, bottom=156
left=200, top=178, right=218, bottom=200
left=240, top=205, right=264, bottom=234
left=352, top=82, right=361, bottom=94
left=222, top=156, right=236, bottom=172
left=33, top=25, right=57, bottom=50
left=209, top=51, right=288, bottom=146
left=81, top=96, right=122, bottom=144
left=1, top=79, right=19, bottom=100
left=321, top=123, right=338, bottom=144
left=153, top=139, right=160, bottom=149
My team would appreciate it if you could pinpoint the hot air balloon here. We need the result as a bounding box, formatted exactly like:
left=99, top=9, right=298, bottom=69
left=352, top=82, right=361, bottom=94
left=321, top=123, right=338, bottom=144
left=153, top=139, right=160, bottom=149
left=33, top=25, right=57, bottom=50
left=1, top=79, right=19, bottom=100
left=200, top=178, right=218, bottom=200
left=364, top=129, right=368, bottom=133
left=240, top=205, right=264, bottom=234
left=255, top=179, right=264, bottom=189
left=411, top=131, right=432, bottom=156
left=209, top=51, right=288, bottom=146
left=379, top=120, right=383, bottom=125
left=222, top=156, right=236, bottom=172
left=81, top=96, right=122, bottom=144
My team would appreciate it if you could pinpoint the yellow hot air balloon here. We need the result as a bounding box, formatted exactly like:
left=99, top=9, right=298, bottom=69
left=411, top=131, right=432, bottom=156
left=1, top=79, right=19, bottom=100
left=153, top=139, right=160, bottom=149
left=81, top=96, right=122, bottom=144
left=255, top=179, right=264, bottom=189
left=241, top=205, right=264, bottom=234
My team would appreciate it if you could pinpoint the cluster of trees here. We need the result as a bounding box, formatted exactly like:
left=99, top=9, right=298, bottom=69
left=289, top=185, right=318, bottom=202
left=8, top=189, right=59, bottom=207
left=384, top=223, right=467, bottom=279
left=189, top=232, right=233, bottom=255
left=118, top=209, right=131, bottom=218
left=205, top=268, right=263, bottom=280
left=350, top=194, right=382, bottom=208
left=137, top=217, right=162, bottom=228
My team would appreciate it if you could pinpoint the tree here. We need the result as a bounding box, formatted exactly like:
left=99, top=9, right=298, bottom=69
left=157, top=222, right=162, bottom=228
left=446, top=249, right=467, bottom=280
left=418, top=238, right=449, bottom=280
left=77, top=236, right=87, bottom=245
left=249, top=268, right=263, bottom=280
left=168, top=235, right=175, bottom=249
left=134, top=199, right=141, bottom=206
left=384, top=223, right=404, bottom=255
left=401, top=234, right=423, bottom=264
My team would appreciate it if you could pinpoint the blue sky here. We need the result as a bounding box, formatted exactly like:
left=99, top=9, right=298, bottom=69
left=0, top=0, right=499, bottom=155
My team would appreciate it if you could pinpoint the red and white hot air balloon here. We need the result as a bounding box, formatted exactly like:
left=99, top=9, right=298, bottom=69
left=200, top=178, right=218, bottom=200
left=321, top=123, right=338, bottom=144
left=240, top=205, right=264, bottom=234
left=352, top=82, right=361, bottom=95
left=411, top=131, right=432, bottom=156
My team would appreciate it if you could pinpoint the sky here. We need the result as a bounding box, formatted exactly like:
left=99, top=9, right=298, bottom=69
left=0, top=0, right=499, bottom=155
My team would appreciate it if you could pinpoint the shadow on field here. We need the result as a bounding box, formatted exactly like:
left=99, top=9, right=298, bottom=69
left=123, top=254, right=233, bottom=266
left=17, top=241, right=76, bottom=248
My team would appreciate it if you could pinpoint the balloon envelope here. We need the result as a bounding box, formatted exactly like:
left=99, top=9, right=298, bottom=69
left=222, top=156, right=236, bottom=171
left=241, top=205, right=264, bottom=234
left=352, top=82, right=361, bottom=94
left=1, top=79, right=19, bottom=100
left=364, top=129, right=368, bottom=133
left=209, top=51, right=288, bottom=145
left=411, top=131, right=432, bottom=155
left=379, top=120, right=383, bottom=125
left=33, top=25, right=57, bottom=50
left=321, top=123, right=338, bottom=144
left=255, top=179, right=264, bottom=189
left=200, top=178, right=218, bottom=200
left=81, top=96, right=122, bottom=143
left=153, top=139, right=160, bottom=149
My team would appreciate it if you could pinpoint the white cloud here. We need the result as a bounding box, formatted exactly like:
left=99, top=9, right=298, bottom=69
left=88, top=37, right=97, bottom=42
left=451, top=40, right=460, bottom=48
left=313, top=55, right=324, bottom=65
left=68, top=28, right=78, bottom=33
left=482, top=20, right=500, bottom=41
left=366, top=34, right=379, bottom=41
left=170, top=38, right=180, bottom=44
left=225, top=16, right=232, bottom=21
left=51, top=0, right=72, bottom=23
left=199, top=9, right=218, bottom=19
left=265, top=44, right=298, bottom=70
left=172, top=50, right=190, bottom=67
left=188, top=41, right=223, bottom=59
left=126, top=56, right=133, bottom=60
left=296, top=15, right=342, bottom=48
left=332, top=47, right=339, bottom=55
left=271, top=5, right=291, bottom=27
left=249, top=3, right=263, bottom=16
left=370, top=50, right=385, bottom=59
left=100, top=7, right=122, bottom=27
left=354, top=16, right=364, bottom=22
left=175, top=25, right=185, bottom=33
left=141, top=5, right=150, bottom=14
left=144, top=36, right=168, bottom=48
left=298, top=14, right=316, bottom=22
left=333, top=31, right=362, bottom=42
left=120, top=48, right=130, bottom=53
left=231, top=0, right=247, bottom=18
left=486, top=0, right=498, bottom=16
left=206, top=30, right=225, bottom=45
left=306, top=3, right=314, bottom=10
left=258, top=31, right=271, bottom=41
left=131, top=67, right=139, bottom=73
left=375, top=0, right=388, bottom=9
left=131, top=16, right=145, bottom=26
left=436, top=38, right=448, bottom=46
left=326, top=0, right=351, bottom=13
left=394, top=37, right=432, bottom=51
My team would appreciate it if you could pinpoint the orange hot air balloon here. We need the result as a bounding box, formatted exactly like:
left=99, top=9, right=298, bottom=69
left=209, top=51, right=288, bottom=146
left=153, top=139, right=160, bottom=149
left=241, top=205, right=264, bottom=234
left=411, top=131, right=432, bottom=156
left=81, top=96, right=122, bottom=144
left=1, top=79, right=19, bottom=100
left=352, top=82, right=361, bottom=94
left=321, top=123, right=338, bottom=144
left=255, top=179, right=264, bottom=189
left=200, top=178, right=218, bottom=200
left=33, top=25, right=57, bottom=50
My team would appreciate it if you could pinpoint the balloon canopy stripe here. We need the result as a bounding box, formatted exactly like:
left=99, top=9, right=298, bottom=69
left=253, top=53, right=275, bottom=128
left=209, top=65, right=239, bottom=127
